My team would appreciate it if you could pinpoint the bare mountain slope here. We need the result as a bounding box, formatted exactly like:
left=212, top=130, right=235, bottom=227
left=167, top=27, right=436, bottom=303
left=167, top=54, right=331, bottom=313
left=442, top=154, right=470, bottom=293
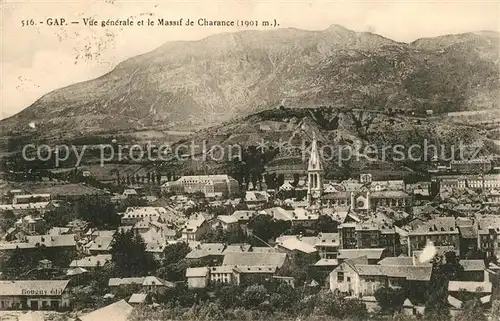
left=1, top=25, right=499, bottom=136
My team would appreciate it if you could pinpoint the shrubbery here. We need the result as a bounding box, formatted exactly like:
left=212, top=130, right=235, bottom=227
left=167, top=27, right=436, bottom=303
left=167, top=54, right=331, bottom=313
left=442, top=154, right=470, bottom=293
left=132, top=280, right=368, bottom=321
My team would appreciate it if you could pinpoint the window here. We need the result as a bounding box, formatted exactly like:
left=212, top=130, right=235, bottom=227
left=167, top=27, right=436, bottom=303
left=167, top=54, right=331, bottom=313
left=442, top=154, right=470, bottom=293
left=337, top=272, right=344, bottom=282
left=346, top=277, right=351, bottom=282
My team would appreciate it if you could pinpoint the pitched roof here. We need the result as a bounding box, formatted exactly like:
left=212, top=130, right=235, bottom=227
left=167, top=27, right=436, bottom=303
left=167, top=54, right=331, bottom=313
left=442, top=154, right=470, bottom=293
left=314, top=259, right=339, bottom=266
left=143, top=276, right=174, bottom=287
left=307, top=133, right=323, bottom=172
left=186, top=243, right=226, bottom=259
left=477, top=216, right=500, bottom=234
left=87, top=236, right=114, bottom=251
left=277, top=238, right=317, bottom=254
left=0, top=280, right=70, bottom=296
left=69, top=254, right=112, bottom=268
left=186, top=267, right=209, bottom=277
left=216, top=215, right=238, bottom=224
left=355, top=264, right=432, bottom=281
left=251, top=247, right=277, bottom=253
left=26, top=234, right=76, bottom=248
left=378, top=257, right=430, bottom=267
left=260, top=207, right=292, bottom=221
left=410, top=217, right=458, bottom=234
left=223, top=244, right=252, bottom=253
left=447, top=295, right=463, bottom=309
left=222, top=252, right=287, bottom=268
left=459, top=226, right=477, bottom=239
left=78, top=299, right=133, bottom=321
left=108, top=277, right=146, bottom=287
left=459, top=259, right=485, bottom=271
left=370, top=191, right=410, bottom=198
left=128, top=293, right=148, bottom=304
left=338, top=248, right=387, bottom=260
left=231, top=210, right=257, bottom=221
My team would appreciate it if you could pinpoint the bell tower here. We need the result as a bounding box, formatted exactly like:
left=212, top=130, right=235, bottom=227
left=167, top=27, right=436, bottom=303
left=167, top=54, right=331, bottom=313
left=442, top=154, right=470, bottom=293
left=307, top=133, right=324, bottom=207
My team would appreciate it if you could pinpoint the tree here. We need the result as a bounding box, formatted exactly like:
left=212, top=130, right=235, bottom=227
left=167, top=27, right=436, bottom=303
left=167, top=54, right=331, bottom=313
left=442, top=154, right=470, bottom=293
left=424, top=252, right=462, bottom=321
left=269, top=283, right=297, bottom=312
left=0, top=210, right=16, bottom=232
left=455, top=299, right=488, bottom=321
left=76, top=196, right=120, bottom=229
left=316, top=291, right=368, bottom=319
left=374, top=286, right=406, bottom=313
left=163, top=242, right=190, bottom=264
left=44, top=206, right=76, bottom=228
left=247, top=215, right=291, bottom=245
left=110, top=230, right=156, bottom=276
left=316, top=215, right=339, bottom=233
left=241, top=284, right=268, bottom=309
left=157, top=242, right=191, bottom=282
left=214, top=284, right=243, bottom=309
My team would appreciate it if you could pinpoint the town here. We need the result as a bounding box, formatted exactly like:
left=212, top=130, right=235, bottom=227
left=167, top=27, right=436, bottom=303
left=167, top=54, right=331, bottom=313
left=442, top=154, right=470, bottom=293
left=0, top=133, right=498, bottom=321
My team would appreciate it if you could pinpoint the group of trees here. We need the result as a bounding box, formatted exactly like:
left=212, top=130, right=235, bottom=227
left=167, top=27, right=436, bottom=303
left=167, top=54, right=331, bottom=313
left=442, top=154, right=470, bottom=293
left=1, top=244, right=77, bottom=277
left=115, top=171, right=162, bottom=186
left=110, top=229, right=157, bottom=277
left=137, top=279, right=367, bottom=321
left=43, top=196, right=120, bottom=230
left=226, top=146, right=279, bottom=190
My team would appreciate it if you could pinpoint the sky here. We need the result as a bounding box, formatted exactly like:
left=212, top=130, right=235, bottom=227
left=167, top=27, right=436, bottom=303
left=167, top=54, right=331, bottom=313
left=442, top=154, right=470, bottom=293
left=1, top=0, right=499, bottom=119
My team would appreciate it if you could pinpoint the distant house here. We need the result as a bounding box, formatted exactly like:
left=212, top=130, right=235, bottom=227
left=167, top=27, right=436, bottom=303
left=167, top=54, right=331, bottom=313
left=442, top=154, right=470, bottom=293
left=69, top=254, right=112, bottom=270
left=123, top=189, right=138, bottom=198
left=245, top=191, right=269, bottom=208
left=86, top=236, right=114, bottom=255
left=231, top=210, right=258, bottom=233
left=222, top=251, right=290, bottom=284
left=180, top=215, right=209, bottom=242
left=26, top=234, right=77, bottom=251
left=458, top=260, right=487, bottom=282
left=185, top=243, right=226, bottom=264
left=279, top=182, right=295, bottom=192
left=407, top=217, right=460, bottom=256
left=211, top=215, right=239, bottom=230
left=209, top=266, right=241, bottom=285
left=315, top=233, right=340, bottom=259
left=337, top=248, right=390, bottom=265
left=108, top=276, right=174, bottom=294
left=14, top=215, right=46, bottom=234
left=186, top=267, right=210, bottom=288
left=329, top=256, right=432, bottom=297
left=0, top=280, right=71, bottom=310
left=13, top=194, right=51, bottom=205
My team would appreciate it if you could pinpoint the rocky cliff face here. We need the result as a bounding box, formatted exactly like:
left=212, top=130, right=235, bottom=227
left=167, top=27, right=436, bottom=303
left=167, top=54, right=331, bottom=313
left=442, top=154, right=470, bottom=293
left=1, top=25, right=499, bottom=136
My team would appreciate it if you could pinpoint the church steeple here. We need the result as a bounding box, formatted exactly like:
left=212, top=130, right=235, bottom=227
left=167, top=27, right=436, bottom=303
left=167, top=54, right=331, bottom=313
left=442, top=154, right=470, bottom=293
left=307, top=132, right=324, bottom=207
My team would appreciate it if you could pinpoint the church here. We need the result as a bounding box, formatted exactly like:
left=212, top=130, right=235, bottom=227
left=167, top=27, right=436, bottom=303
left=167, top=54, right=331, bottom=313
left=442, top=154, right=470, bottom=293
left=305, top=135, right=411, bottom=212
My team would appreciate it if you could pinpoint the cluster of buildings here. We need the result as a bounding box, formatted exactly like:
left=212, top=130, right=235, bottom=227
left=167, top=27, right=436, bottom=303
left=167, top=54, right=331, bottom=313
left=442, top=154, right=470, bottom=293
left=0, top=134, right=498, bottom=317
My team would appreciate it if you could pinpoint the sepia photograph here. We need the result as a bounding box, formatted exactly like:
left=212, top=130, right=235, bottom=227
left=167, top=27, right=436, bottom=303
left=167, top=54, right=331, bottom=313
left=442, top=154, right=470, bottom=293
left=0, top=0, right=499, bottom=320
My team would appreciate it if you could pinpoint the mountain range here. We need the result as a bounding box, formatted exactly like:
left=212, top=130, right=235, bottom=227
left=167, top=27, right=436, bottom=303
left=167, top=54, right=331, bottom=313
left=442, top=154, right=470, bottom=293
left=1, top=25, right=499, bottom=137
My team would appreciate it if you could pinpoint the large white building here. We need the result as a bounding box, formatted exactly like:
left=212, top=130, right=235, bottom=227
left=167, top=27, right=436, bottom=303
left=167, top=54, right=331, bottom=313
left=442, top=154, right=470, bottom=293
left=162, top=175, right=240, bottom=198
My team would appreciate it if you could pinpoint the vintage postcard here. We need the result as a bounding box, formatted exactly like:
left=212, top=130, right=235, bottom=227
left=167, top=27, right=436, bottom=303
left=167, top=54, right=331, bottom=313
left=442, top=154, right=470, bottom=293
left=0, top=0, right=499, bottom=320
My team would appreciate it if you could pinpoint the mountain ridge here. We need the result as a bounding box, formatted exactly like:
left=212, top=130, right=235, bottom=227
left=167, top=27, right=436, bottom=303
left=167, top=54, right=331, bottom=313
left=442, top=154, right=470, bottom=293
left=1, top=25, right=499, bottom=137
